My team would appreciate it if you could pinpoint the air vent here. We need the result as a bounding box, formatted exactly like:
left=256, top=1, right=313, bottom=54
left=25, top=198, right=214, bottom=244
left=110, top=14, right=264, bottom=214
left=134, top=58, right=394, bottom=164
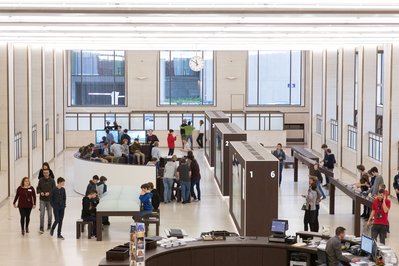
left=243, top=142, right=265, bottom=160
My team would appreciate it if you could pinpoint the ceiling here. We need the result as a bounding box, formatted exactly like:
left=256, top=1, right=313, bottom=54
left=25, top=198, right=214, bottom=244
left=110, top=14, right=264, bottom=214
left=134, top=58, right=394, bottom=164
left=1, top=1, right=399, bottom=50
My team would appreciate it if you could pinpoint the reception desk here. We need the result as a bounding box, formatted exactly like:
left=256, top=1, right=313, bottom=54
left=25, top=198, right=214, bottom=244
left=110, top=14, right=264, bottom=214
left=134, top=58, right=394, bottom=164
left=99, top=236, right=398, bottom=266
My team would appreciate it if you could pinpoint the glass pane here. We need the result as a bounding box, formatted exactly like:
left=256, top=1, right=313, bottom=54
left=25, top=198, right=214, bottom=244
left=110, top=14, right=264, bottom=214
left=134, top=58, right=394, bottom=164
left=115, top=114, right=129, bottom=130
left=193, top=114, right=205, bottom=129
left=270, top=115, right=284, bottom=130
left=131, top=114, right=143, bottom=129
left=259, top=51, right=291, bottom=105
left=231, top=114, right=245, bottom=130
left=144, top=113, right=154, bottom=130
left=159, top=51, right=169, bottom=105
left=71, top=50, right=125, bottom=106
left=169, top=114, right=182, bottom=130
left=65, top=114, right=78, bottom=131
left=78, top=114, right=90, bottom=130
left=183, top=113, right=193, bottom=125
left=203, top=51, right=214, bottom=105
left=246, top=114, right=260, bottom=130
left=154, top=114, right=168, bottom=130
left=247, top=51, right=258, bottom=105
left=260, top=114, right=270, bottom=130
left=92, top=114, right=105, bottom=130
left=291, top=51, right=302, bottom=105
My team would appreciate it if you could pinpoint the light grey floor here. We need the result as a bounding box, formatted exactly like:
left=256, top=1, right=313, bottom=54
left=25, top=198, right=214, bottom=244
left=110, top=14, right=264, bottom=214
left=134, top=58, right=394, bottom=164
left=0, top=148, right=397, bottom=266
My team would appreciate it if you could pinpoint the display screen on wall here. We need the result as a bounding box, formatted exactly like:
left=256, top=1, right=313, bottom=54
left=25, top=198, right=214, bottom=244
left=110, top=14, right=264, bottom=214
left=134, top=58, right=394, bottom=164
left=95, top=130, right=118, bottom=144
left=127, top=130, right=146, bottom=143
left=232, top=154, right=242, bottom=230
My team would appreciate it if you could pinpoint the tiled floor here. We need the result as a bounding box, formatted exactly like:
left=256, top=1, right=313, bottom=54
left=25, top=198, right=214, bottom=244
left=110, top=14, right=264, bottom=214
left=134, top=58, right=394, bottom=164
left=0, top=148, right=397, bottom=266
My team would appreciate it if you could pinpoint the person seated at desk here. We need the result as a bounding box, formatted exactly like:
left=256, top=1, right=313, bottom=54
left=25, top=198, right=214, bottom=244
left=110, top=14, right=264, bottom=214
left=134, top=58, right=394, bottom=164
left=326, top=227, right=360, bottom=266
left=130, top=138, right=145, bottom=165
left=147, top=182, right=160, bottom=211
left=81, top=190, right=98, bottom=238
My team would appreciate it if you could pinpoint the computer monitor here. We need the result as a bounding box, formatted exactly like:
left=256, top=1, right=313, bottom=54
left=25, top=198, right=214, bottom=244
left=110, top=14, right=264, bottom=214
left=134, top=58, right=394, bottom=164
left=360, top=235, right=373, bottom=255
left=128, top=130, right=146, bottom=143
left=271, top=219, right=289, bottom=236
left=95, top=130, right=118, bottom=144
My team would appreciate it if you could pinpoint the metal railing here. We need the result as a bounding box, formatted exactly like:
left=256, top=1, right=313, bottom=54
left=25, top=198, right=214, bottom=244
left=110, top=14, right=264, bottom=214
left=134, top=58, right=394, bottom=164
left=347, top=125, right=357, bottom=150
left=330, top=119, right=338, bottom=142
left=368, top=132, right=382, bottom=162
left=315, top=114, right=323, bottom=135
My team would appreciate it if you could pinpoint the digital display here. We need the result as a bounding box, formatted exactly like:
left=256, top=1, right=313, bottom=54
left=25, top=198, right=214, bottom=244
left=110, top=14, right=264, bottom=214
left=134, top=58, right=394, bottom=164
left=271, top=220, right=288, bottom=234
left=361, top=235, right=373, bottom=254
left=128, top=130, right=146, bottom=143
left=95, top=130, right=118, bottom=144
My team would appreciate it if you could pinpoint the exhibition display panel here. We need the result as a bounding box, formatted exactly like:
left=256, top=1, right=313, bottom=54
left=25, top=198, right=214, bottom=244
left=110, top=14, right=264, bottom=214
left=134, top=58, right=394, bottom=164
left=204, top=111, right=229, bottom=167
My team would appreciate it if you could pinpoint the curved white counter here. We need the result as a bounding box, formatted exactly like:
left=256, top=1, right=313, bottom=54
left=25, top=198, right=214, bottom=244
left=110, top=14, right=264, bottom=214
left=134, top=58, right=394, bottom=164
left=73, top=154, right=156, bottom=195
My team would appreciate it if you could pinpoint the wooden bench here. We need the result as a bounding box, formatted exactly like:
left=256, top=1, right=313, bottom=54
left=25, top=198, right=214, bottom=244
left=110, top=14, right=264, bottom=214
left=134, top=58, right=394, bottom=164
left=142, top=209, right=160, bottom=237
left=76, top=219, right=93, bottom=239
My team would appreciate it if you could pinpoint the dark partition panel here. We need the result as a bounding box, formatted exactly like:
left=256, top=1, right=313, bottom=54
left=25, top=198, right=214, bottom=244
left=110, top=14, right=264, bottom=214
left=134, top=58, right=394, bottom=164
left=204, top=111, right=229, bottom=167
left=229, top=141, right=279, bottom=237
left=214, top=123, right=246, bottom=196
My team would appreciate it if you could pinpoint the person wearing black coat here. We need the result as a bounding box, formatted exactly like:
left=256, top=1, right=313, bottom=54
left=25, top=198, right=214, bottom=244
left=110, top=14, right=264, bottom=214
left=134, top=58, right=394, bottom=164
left=81, top=190, right=98, bottom=237
left=147, top=182, right=160, bottom=211
left=38, top=162, right=55, bottom=179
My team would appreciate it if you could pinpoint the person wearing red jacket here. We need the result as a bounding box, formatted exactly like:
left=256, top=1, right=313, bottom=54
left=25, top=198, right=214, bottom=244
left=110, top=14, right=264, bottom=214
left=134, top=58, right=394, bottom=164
left=167, top=129, right=177, bottom=156
left=13, top=177, right=37, bottom=235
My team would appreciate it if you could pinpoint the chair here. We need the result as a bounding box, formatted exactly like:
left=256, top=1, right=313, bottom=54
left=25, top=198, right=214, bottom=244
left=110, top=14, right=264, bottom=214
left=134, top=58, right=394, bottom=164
left=76, top=219, right=93, bottom=239
left=142, top=209, right=160, bottom=237
left=316, top=249, right=328, bottom=266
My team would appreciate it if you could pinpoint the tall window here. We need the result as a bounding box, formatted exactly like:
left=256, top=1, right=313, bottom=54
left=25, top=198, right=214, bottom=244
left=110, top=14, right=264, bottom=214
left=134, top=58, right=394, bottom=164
left=376, top=51, right=383, bottom=135
left=71, top=50, right=125, bottom=106
left=160, top=51, right=214, bottom=105
left=45, top=119, right=49, bottom=141
left=32, top=125, right=37, bottom=149
left=14, top=132, right=22, bottom=160
left=248, top=51, right=302, bottom=105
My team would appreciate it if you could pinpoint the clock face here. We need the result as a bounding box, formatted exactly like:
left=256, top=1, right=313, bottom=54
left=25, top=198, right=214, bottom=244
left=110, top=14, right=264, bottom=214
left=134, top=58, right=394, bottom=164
left=189, top=56, right=204, bottom=72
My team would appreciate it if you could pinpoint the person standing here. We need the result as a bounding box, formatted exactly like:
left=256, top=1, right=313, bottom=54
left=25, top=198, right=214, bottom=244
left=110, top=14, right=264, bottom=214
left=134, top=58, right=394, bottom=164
left=367, top=188, right=391, bottom=244
left=326, top=227, right=360, bottom=265
left=322, top=148, right=336, bottom=187
left=13, top=177, right=36, bottom=235
left=86, top=175, right=99, bottom=196
left=196, top=120, right=204, bottom=148
left=188, top=151, right=201, bottom=201
left=37, top=169, right=56, bottom=233
left=180, top=120, right=188, bottom=148
left=308, top=176, right=322, bottom=232
left=146, top=129, right=159, bottom=146
left=163, top=155, right=178, bottom=203
left=272, top=143, right=286, bottom=187
left=81, top=190, right=98, bottom=238
left=393, top=171, right=399, bottom=202
left=309, top=163, right=326, bottom=199
left=303, top=182, right=317, bottom=232
left=50, top=177, right=66, bottom=240
left=120, top=129, right=131, bottom=145
left=167, top=129, right=177, bottom=156
left=105, top=129, right=114, bottom=144
left=184, top=121, right=195, bottom=150
left=176, top=158, right=191, bottom=204
left=38, top=162, right=55, bottom=179
left=369, top=167, right=384, bottom=197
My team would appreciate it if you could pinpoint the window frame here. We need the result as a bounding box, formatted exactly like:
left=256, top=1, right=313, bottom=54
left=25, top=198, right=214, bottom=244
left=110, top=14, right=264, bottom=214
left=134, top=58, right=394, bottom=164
left=158, top=50, right=215, bottom=106
left=246, top=50, right=304, bottom=106
left=68, top=50, right=126, bottom=107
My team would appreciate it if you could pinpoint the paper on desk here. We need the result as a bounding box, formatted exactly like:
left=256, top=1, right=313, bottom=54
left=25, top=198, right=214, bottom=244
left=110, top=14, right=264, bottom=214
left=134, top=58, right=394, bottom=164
left=343, top=252, right=352, bottom=256
left=292, top=243, right=307, bottom=247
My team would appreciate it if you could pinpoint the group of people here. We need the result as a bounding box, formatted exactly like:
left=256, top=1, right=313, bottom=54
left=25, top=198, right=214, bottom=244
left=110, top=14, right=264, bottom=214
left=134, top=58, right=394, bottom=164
left=13, top=162, right=66, bottom=239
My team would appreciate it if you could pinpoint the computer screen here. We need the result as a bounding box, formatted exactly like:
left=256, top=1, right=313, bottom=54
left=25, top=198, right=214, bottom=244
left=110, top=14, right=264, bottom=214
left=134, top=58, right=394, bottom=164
left=95, top=130, right=118, bottom=144
left=360, top=235, right=373, bottom=254
left=128, top=130, right=146, bottom=143
left=271, top=219, right=288, bottom=234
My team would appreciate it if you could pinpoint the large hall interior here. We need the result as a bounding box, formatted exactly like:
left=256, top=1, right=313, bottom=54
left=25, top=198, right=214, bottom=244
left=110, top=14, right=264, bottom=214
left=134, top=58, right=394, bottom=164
left=1, top=1, right=399, bottom=266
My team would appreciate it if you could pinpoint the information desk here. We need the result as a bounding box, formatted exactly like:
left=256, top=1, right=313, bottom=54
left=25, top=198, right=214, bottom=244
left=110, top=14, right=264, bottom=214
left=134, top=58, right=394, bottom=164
left=99, top=236, right=397, bottom=266
left=96, top=186, right=141, bottom=241
left=290, top=146, right=320, bottom=182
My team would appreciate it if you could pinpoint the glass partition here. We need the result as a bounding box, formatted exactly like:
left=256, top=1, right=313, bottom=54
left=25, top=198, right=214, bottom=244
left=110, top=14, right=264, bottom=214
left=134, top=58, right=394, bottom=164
left=78, top=114, right=90, bottom=130
left=154, top=113, right=168, bottom=130
left=246, top=114, right=260, bottom=130
left=231, top=155, right=242, bottom=229
left=215, top=130, right=223, bottom=187
left=92, top=113, right=105, bottom=130
left=65, top=113, right=78, bottom=131
left=144, top=113, right=154, bottom=130
left=131, top=114, right=143, bottom=129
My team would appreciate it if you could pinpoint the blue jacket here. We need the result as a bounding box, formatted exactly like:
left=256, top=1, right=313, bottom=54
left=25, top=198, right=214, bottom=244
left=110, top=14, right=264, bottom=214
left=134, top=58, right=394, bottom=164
left=139, top=192, right=153, bottom=212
